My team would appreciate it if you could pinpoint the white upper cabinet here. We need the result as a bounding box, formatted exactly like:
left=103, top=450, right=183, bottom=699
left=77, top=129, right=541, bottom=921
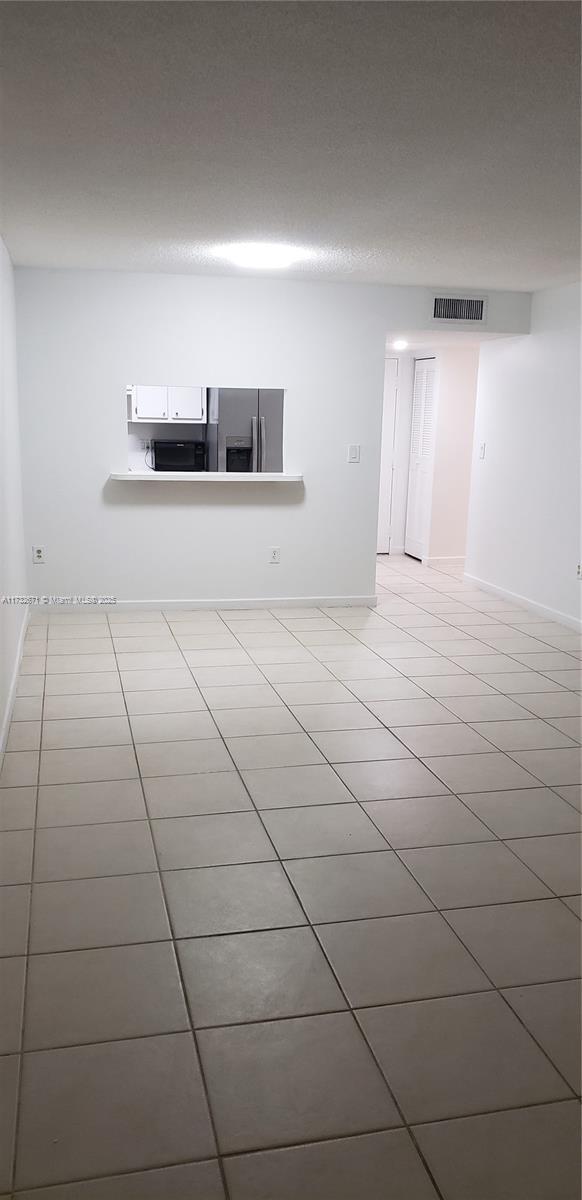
left=168, top=386, right=205, bottom=422
left=132, top=384, right=168, bottom=421
left=128, top=385, right=207, bottom=424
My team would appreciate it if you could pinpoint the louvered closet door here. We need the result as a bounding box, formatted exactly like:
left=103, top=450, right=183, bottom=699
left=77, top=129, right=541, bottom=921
left=404, top=358, right=436, bottom=560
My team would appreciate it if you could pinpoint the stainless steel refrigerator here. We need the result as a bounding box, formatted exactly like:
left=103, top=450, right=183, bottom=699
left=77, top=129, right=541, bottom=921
left=207, top=389, right=284, bottom=472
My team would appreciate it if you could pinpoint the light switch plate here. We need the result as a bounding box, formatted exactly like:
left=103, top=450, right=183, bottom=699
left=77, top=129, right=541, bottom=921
left=348, top=444, right=361, bottom=463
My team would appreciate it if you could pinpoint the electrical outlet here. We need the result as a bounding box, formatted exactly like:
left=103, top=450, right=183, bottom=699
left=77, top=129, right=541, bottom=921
left=479, top=443, right=486, bottom=460
left=268, top=547, right=281, bottom=564
left=32, top=546, right=45, bottom=565
left=577, top=563, right=581, bottom=580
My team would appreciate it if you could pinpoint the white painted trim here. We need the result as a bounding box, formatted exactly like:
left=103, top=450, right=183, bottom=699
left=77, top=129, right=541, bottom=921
left=404, top=355, right=439, bottom=561
left=110, top=471, right=303, bottom=483
left=30, top=595, right=379, bottom=613
left=464, top=573, right=581, bottom=632
left=377, top=357, right=398, bottom=554
left=0, top=607, right=29, bottom=757
left=424, top=555, right=465, bottom=567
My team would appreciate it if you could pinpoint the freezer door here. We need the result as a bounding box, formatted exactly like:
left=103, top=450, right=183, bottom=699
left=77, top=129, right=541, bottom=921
left=206, top=388, right=219, bottom=471
left=258, top=390, right=284, bottom=472
left=215, top=389, right=259, bottom=471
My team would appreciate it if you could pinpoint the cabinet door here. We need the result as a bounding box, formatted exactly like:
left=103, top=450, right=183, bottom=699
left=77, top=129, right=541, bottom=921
left=168, top=386, right=205, bottom=422
left=133, top=385, right=168, bottom=421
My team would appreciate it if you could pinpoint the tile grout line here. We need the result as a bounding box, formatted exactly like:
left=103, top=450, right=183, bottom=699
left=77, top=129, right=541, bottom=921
left=107, top=610, right=235, bottom=1200
left=155, top=605, right=452, bottom=1198
left=290, top=587, right=582, bottom=1095
left=4, top=798, right=581, bottom=846
left=7, top=858, right=582, bottom=902
left=7, top=1097, right=578, bottom=1198
left=201, top=595, right=582, bottom=1116
left=6, top=575, right=580, bottom=1194
left=9, top=607, right=46, bottom=1196
left=9, top=969, right=582, bottom=1058
left=182, top=600, right=575, bottom=1178
left=376, top=849, right=581, bottom=1103
left=159, top=611, right=423, bottom=1195
left=333, top=610, right=581, bottom=779
left=196, top=701, right=450, bottom=1199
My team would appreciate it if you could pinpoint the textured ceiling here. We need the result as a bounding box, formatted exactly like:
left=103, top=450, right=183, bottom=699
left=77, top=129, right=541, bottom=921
left=1, top=1, right=579, bottom=289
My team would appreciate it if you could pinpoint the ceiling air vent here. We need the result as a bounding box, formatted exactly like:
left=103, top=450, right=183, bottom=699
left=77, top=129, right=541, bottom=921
left=433, top=296, right=486, bottom=322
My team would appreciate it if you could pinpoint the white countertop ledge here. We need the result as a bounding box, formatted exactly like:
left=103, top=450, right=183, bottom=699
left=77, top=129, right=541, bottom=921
left=110, top=471, right=303, bottom=483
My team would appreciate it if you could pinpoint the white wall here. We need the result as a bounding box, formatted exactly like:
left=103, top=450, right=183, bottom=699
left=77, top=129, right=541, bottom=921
left=0, top=237, right=27, bottom=748
left=466, top=282, right=581, bottom=627
left=428, top=346, right=479, bottom=561
left=15, top=270, right=531, bottom=606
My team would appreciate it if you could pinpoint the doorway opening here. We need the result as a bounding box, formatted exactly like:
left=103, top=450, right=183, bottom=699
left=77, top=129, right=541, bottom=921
left=377, top=333, right=482, bottom=569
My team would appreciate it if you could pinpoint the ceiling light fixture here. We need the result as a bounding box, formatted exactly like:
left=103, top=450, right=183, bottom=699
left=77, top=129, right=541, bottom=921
left=211, top=242, right=316, bottom=270
left=392, top=338, right=409, bottom=351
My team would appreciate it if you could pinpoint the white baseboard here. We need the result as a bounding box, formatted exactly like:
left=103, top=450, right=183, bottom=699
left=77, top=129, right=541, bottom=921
left=423, top=556, right=465, bottom=568
left=0, top=607, right=29, bottom=757
left=31, top=595, right=378, bottom=614
left=463, top=573, right=581, bottom=632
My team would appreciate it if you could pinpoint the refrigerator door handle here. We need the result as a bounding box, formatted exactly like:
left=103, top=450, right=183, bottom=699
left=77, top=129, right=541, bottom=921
left=259, top=415, right=266, bottom=472
left=251, top=416, right=259, bottom=472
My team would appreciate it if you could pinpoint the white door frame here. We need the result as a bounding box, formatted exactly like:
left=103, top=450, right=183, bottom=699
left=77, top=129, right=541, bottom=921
left=377, top=358, right=398, bottom=553
left=404, top=356, right=438, bottom=561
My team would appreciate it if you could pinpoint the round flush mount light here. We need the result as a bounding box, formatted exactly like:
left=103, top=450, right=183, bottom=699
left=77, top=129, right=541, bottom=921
left=392, top=338, right=409, bottom=351
left=211, top=242, right=317, bottom=270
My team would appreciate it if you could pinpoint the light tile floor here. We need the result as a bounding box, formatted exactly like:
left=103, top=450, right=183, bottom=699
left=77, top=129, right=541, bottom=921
left=0, top=554, right=580, bottom=1199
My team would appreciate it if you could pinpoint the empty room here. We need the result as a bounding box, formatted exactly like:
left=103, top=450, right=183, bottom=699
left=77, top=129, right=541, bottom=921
left=0, top=3, right=580, bottom=1199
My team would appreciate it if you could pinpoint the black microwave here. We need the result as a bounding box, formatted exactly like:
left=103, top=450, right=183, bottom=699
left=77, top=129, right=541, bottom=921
left=152, top=440, right=206, bottom=472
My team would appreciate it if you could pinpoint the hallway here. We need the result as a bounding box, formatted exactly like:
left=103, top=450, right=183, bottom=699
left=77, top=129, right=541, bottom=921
left=1, top=556, right=580, bottom=1199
